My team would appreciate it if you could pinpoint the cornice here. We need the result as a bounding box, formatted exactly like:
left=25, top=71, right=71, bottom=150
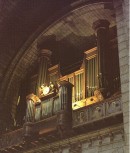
left=24, top=124, right=124, bottom=153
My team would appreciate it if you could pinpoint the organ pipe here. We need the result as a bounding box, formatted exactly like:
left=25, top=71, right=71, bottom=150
left=36, top=49, right=52, bottom=96
left=93, top=19, right=110, bottom=94
left=86, top=57, right=97, bottom=97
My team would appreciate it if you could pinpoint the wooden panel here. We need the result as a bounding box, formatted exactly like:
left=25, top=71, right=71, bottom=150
left=73, top=96, right=122, bottom=127
left=41, top=98, right=53, bottom=119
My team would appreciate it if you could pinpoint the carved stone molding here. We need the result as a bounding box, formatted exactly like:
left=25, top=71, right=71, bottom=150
left=24, top=124, right=124, bottom=153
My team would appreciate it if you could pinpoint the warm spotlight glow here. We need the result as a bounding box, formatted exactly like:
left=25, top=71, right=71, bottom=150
left=72, top=99, right=86, bottom=110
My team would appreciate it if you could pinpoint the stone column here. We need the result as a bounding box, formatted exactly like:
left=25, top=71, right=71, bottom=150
left=93, top=19, right=110, bottom=96
left=36, top=49, right=52, bottom=96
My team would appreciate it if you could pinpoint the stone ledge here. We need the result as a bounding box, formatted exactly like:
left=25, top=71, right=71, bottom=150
left=23, top=124, right=124, bottom=153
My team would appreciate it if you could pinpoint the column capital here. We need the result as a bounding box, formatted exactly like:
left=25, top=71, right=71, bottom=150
left=39, top=49, right=52, bottom=60
left=92, top=19, right=110, bottom=32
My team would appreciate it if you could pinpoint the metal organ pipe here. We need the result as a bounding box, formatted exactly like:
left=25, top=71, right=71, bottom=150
left=78, top=74, right=80, bottom=101
left=36, top=49, right=52, bottom=96
left=86, top=56, right=97, bottom=97
left=93, top=19, right=110, bottom=93
left=88, top=61, right=90, bottom=97
left=90, top=59, right=92, bottom=96
left=92, top=58, right=94, bottom=95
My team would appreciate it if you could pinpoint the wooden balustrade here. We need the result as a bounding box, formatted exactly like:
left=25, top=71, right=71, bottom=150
left=0, top=95, right=122, bottom=152
left=72, top=95, right=122, bottom=127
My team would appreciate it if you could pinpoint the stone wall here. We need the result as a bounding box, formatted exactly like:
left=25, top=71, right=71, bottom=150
left=82, top=135, right=124, bottom=153
left=113, top=0, right=129, bottom=152
left=23, top=125, right=125, bottom=153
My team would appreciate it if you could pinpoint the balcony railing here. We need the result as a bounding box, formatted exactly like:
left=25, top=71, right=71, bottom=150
left=0, top=95, right=122, bottom=152
left=72, top=95, right=122, bottom=127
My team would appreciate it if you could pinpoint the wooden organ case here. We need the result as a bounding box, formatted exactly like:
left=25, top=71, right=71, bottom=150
left=24, top=64, right=73, bottom=141
left=0, top=24, right=122, bottom=152
left=23, top=25, right=121, bottom=141
left=24, top=45, right=120, bottom=141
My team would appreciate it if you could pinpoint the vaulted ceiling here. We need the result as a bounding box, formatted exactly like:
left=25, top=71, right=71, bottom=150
left=0, top=0, right=116, bottom=118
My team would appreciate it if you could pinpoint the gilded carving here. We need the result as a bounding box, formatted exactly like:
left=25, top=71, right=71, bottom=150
left=26, top=93, right=41, bottom=104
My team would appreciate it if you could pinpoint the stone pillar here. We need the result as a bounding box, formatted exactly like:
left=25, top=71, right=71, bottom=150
left=93, top=19, right=110, bottom=96
left=36, top=49, right=52, bottom=96
left=113, top=0, right=129, bottom=152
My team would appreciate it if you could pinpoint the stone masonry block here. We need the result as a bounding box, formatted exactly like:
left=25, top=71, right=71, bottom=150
left=116, top=147, right=125, bottom=153
left=118, top=34, right=127, bottom=44
left=119, top=56, right=128, bottom=66
left=123, top=112, right=129, bottom=124
left=124, top=145, right=129, bottom=153
left=116, top=14, right=124, bottom=23
left=101, top=144, right=113, bottom=151
left=120, top=65, right=129, bottom=75
left=117, top=27, right=126, bottom=38
left=120, top=73, right=129, bottom=84
left=121, top=82, right=129, bottom=93
left=121, top=91, right=129, bottom=102
left=62, top=148, right=69, bottom=153
left=101, top=149, right=117, bottom=153
left=123, top=125, right=129, bottom=144
left=119, top=48, right=128, bottom=59
left=82, top=142, right=90, bottom=150
left=123, top=111, right=129, bottom=119
left=112, top=141, right=124, bottom=148
left=85, top=147, right=98, bottom=153
left=102, top=137, right=111, bottom=144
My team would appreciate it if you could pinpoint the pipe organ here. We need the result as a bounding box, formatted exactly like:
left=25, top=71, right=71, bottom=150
left=23, top=20, right=120, bottom=139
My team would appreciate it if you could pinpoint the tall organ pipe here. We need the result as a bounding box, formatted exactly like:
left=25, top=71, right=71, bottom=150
left=36, top=49, right=52, bottom=96
left=93, top=19, right=110, bottom=95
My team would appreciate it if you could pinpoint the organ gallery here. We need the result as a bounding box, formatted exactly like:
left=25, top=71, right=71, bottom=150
left=23, top=19, right=120, bottom=125
left=0, top=1, right=128, bottom=153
